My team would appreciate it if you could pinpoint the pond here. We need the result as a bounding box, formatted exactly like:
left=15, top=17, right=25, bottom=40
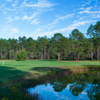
left=27, top=71, right=100, bottom=100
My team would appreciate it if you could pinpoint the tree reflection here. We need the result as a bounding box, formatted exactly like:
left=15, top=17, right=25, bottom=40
left=49, top=71, right=100, bottom=99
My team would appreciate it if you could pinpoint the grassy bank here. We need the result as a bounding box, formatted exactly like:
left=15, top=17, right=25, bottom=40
left=0, top=60, right=100, bottom=86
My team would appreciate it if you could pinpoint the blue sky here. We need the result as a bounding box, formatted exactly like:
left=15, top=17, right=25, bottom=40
left=0, top=0, right=100, bottom=39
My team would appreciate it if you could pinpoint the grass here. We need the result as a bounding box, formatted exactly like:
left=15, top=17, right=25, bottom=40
left=0, top=60, right=100, bottom=86
left=0, top=60, right=100, bottom=99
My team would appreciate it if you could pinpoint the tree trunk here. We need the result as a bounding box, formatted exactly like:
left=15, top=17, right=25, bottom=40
left=13, top=51, right=15, bottom=59
left=97, top=43, right=99, bottom=60
left=44, top=46, right=46, bottom=59
left=91, top=52, right=93, bottom=60
left=41, top=50, right=43, bottom=60
left=77, top=56, right=79, bottom=61
left=76, top=53, right=79, bottom=61
left=91, top=41, right=93, bottom=60
left=58, top=52, right=60, bottom=61
left=9, top=50, right=11, bottom=59
left=0, top=52, right=3, bottom=59
left=9, top=47, right=11, bottom=59
left=76, top=53, right=77, bottom=61
left=47, top=55, right=50, bottom=59
left=30, top=53, right=32, bottom=59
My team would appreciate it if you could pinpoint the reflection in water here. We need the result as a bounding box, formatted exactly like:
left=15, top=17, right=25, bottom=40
left=27, top=71, right=100, bottom=100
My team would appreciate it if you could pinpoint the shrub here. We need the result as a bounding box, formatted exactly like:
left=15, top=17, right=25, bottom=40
left=16, top=50, right=27, bottom=61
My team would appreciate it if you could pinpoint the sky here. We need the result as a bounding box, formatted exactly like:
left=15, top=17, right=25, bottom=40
left=0, top=0, right=100, bottom=39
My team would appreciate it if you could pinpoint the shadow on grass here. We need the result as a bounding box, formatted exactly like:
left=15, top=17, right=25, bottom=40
left=0, top=66, right=72, bottom=87
left=31, top=67, right=70, bottom=73
left=30, top=65, right=100, bottom=82
left=38, top=59, right=57, bottom=61
left=38, top=59, right=94, bottom=61
left=0, top=66, right=33, bottom=87
left=1, top=65, right=100, bottom=87
left=31, top=65, right=100, bottom=73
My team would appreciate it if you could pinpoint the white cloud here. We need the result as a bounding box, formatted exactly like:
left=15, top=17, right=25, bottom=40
left=79, top=16, right=88, bottom=20
left=22, top=15, right=28, bottom=20
left=62, top=20, right=96, bottom=33
left=21, top=0, right=56, bottom=24
left=3, top=26, right=19, bottom=35
left=33, top=26, right=73, bottom=38
left=42, top=25, right=55, bottom=30
left=11, top=28, right=19, bottom=35
left=22, top=12, right=40, bottom=21
left=33, top=20, right=96, bottom=38
left=79, top=8, right=84, bottom=10
left=70, top=20, right=96, bottom=27
left=79, top=0, right=91, bottom=6
left=15, top=16, right=20, bottom=20
left=22, top=0, right=28, bottom=4
left=86, top=7, right=93, bottom=10
left=5, top=8, right=16, bottom=11
left=22, top=11, right=41, bottom=24
left=12, top=0, right=18, bottom=7
left=6, top=0, right=12, bottom=2
left=0, top=0, right=57, bottom=26
left=6, top=17, right=13, bottom=23
left=31, top=19, right=39, bottom=24
left=53, top=14, right=74, bottom=24
left=95, top=5, right=97, bottom=7
left=21, top=0, right=56, bottom=8
left=78, top=7, right=100, bottom=14
left=42, top=14, right=74, bottom=31
left=91, top=14, right=100, bottom=18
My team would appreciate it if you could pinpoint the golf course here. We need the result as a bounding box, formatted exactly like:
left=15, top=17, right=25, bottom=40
left=0, top=60, right=100, bottom=86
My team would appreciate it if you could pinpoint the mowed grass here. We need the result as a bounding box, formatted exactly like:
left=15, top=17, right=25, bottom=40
left=0, top=60, right=100, bottom=85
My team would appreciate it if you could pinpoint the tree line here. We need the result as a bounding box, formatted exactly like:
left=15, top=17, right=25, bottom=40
left=0, top=21, right=100, bottom=61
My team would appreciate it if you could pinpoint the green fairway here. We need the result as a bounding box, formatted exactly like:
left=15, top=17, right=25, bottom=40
left=0, top=60, right=100, bottom=85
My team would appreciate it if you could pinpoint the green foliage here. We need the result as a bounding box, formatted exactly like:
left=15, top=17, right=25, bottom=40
left=94, top=21, right=100, bottom=36
left=69, top=29, right=84, bottom=60
left=16, top=50, right=27, bottom=61
left=87, top=24, right=94, bottom=38
left=0, top=83, right=37, bottom=100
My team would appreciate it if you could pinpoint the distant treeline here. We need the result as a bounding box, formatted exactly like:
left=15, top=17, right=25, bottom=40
left=0, top=21, right=100, bottom=61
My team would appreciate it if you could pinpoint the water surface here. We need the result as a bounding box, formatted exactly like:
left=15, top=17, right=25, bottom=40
left=27, top=71, right=100, bottom=100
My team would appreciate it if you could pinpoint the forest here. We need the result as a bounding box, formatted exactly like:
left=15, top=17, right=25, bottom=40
left=0, top=21, right=100, bottom=61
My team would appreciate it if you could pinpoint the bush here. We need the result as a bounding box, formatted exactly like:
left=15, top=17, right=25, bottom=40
left=0, top=83, right=35, bottom=100
left=16, top=50, right=27, bottom=61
